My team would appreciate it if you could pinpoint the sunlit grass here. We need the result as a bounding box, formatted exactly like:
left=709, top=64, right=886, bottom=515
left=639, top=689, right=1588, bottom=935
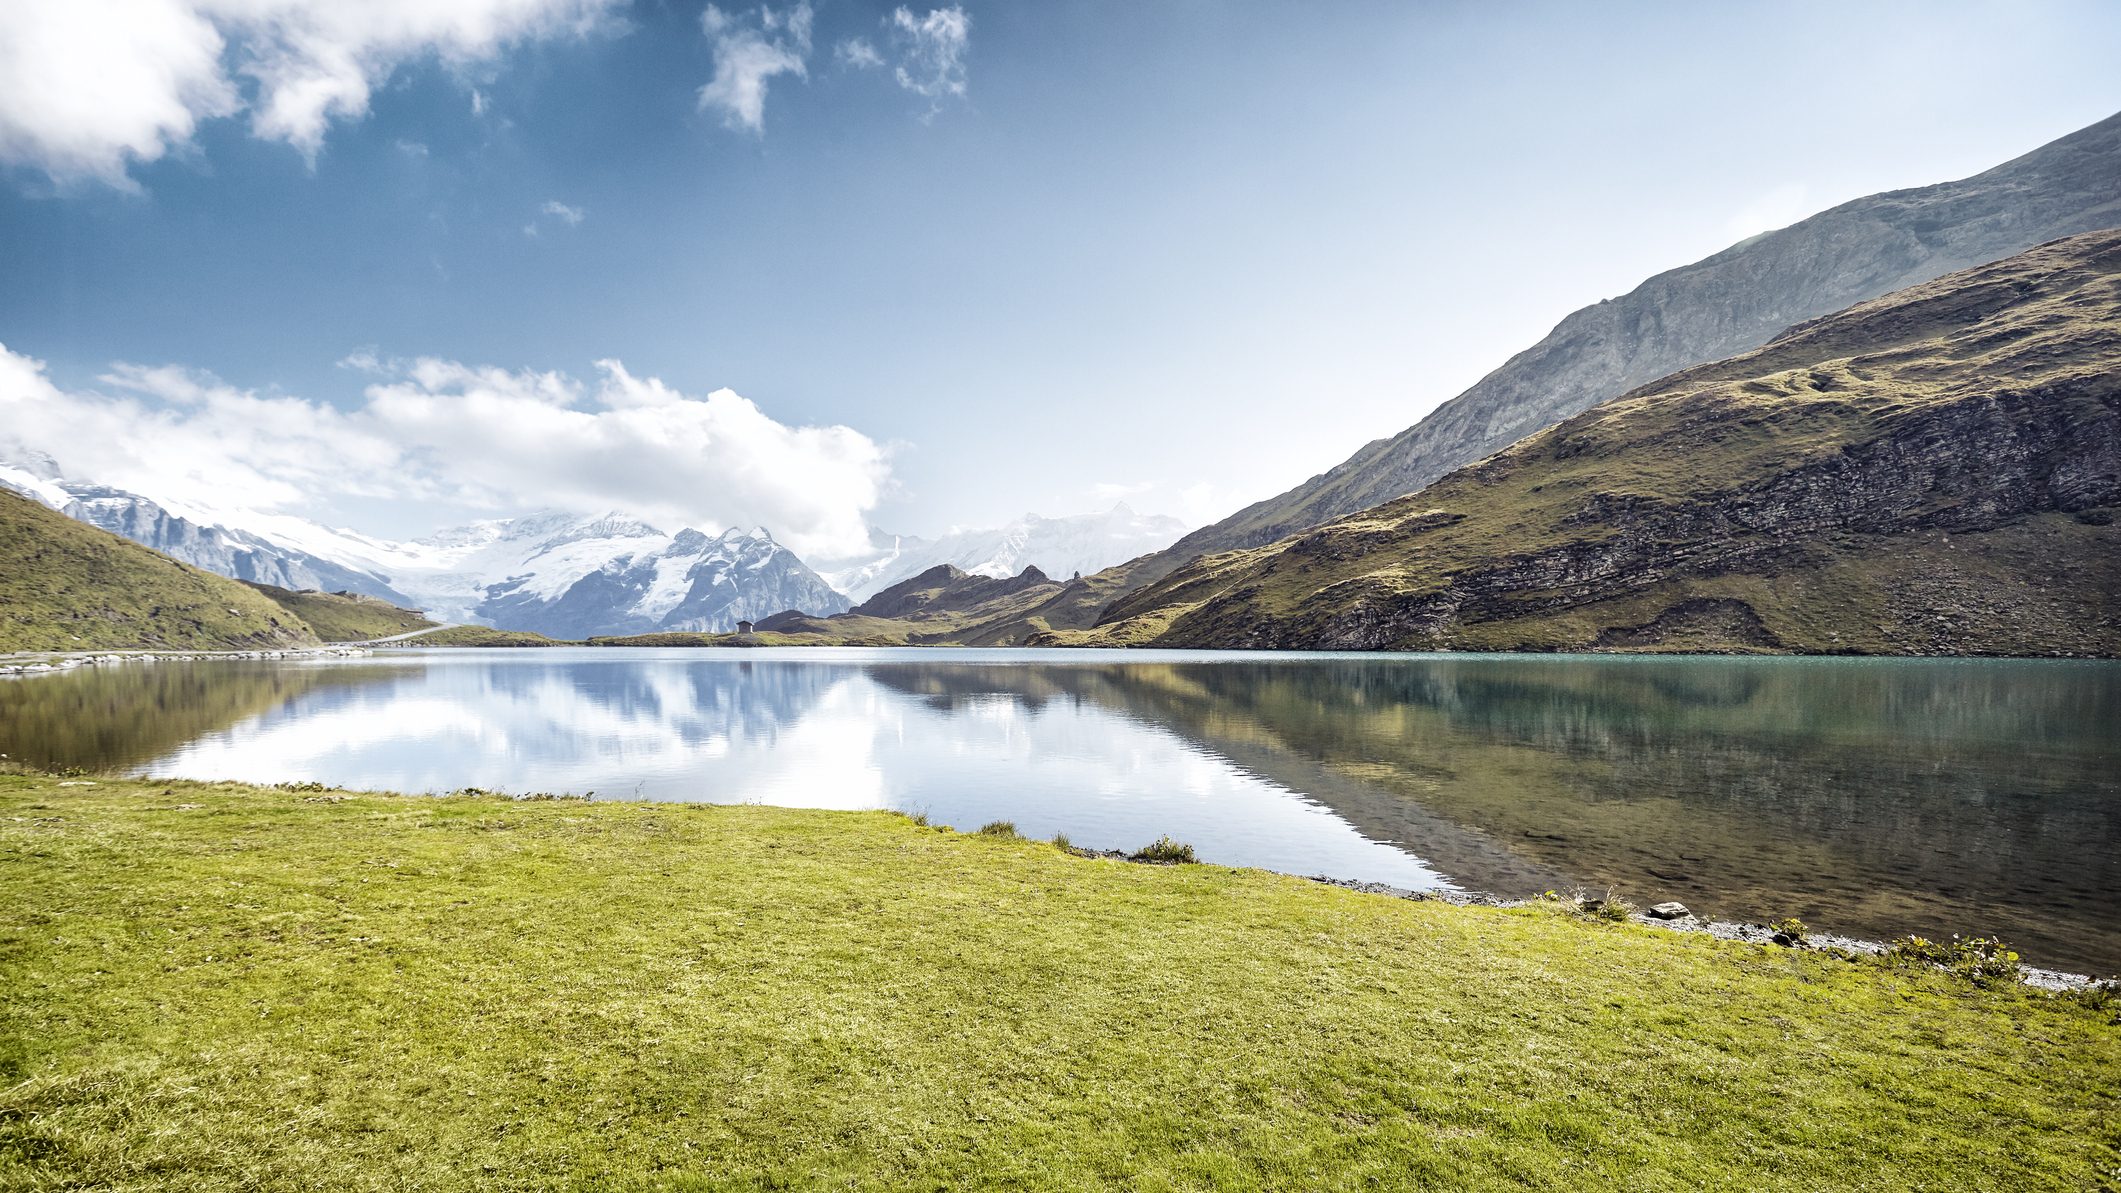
left=2, top=773, right=2116, bottom=1190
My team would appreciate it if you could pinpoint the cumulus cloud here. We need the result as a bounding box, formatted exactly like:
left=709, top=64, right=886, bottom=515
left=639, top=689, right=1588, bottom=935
left=696, top=3, right=813, bottom=134
left=887, top=6, right=969, bottom=102
left=541, top=199, right=585, bottom=224
left=0, top=0, right=620, bottom=188
left=0, top=341, right=891, bottom=560
left=834, top=37, right=883, bottom=69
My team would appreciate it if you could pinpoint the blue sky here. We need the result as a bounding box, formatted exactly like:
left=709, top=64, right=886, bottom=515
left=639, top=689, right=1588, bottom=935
left=1, top=0, right=2118, bottom=554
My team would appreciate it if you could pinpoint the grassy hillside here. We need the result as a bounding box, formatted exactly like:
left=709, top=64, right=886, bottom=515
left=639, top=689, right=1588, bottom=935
left=3, top=773, right=2116, bottom=1190
left=1135, top=110, right=2121, bottom=572
left=762, top=564, right=1089, bottom=646
left=0, top=490, right=318, bottom=653
left=1063, top=231, right=2121, bottom=656
left=395, top=625, right=570, bottom=648
left=243, top=583, right=437, bottom=642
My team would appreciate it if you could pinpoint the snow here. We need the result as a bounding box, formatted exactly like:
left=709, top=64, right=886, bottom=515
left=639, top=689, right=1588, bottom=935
left=636, top=551, right=703, bottom=622
left=0, top=465, right=75, bottom=509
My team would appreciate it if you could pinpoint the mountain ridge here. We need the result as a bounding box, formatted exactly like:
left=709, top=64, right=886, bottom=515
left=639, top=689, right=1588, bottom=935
left=1137, top=108, right=2121, bottom=582
left=1053, top=229, right=2121, bottom=656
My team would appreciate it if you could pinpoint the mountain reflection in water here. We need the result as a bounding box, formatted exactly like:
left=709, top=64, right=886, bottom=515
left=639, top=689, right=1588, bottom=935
left=2, top=648, right=2114, bottom=973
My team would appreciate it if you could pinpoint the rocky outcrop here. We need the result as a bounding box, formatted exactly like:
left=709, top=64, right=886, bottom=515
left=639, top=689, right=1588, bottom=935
left=1144, top=109, right=2121, bottom=571
left=1073, top=230, right=2121, bottom=657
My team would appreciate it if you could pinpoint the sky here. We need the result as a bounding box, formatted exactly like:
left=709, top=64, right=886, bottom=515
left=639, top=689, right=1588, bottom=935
left=1, top=0, right=2118, bottom=561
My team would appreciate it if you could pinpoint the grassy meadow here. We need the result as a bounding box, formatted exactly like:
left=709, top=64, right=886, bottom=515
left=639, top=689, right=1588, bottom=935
left=1, top=773, right=2115, bottom=1191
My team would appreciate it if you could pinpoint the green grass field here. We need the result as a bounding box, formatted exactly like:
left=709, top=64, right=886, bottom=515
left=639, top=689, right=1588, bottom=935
left=2, top=774, right=2115, bottom=1191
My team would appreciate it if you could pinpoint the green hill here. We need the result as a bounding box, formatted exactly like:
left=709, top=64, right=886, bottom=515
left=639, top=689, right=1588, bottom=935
left=0, top=489, right=318, bottom=653
left=242, top=583, right=437, bottom=643
left=1057, top=230, right=2121, bottom=656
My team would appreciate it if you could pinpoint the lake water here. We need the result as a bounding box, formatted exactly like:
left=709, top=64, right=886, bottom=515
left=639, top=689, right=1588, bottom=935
left=4, top=647, right=2116, bottom=974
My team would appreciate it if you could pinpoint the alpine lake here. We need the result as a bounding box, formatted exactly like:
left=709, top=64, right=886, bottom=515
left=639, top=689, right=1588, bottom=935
left=4, top=647, right=2115, bottom=974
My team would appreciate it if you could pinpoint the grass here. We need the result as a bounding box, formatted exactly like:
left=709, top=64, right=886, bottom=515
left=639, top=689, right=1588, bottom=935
left=0, top=490, right=317, bottom=653
left=2, top=775, right=2116, bottom=1190
left=241, top=583, right=437, bottom=643
left=394, top=625, right=573, bottom=648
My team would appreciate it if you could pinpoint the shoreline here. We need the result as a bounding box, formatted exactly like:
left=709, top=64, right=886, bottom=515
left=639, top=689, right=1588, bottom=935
left=17, top=768, right=2104, bottom=988
left=0, top=644, right=374, bottom=678
left=1300, top=875, right=2104, bottom=991
left=6, top=772, right=2116, bottom=1188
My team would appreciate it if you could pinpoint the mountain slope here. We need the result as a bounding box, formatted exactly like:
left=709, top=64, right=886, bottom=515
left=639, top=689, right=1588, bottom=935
left=0, top=489, right=320, bottom=652
left=242, top=584, right=439, bottom=643
left=1149, top=109, right=2121, bottom=576
left=758, top=564, right=1068, bottom=645
left=1058, top=230, right=2121, bottom=655
left=814, top=505, right=1190, bottom=602
left=0, top=462, right=409, bottom=603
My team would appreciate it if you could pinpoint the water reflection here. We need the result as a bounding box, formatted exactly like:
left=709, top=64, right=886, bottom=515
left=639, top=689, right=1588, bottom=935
left=1, top=648, right=2114, bottom=973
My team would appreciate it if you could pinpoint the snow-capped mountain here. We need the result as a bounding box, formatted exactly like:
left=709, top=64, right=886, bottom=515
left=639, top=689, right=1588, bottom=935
left=0, top=456, right=411, bottom=602
left=475, top=524, right=849, bottom=638
left=1, top=455, right=849, bottom=636
left=813, top=504, right=1190, bottom=602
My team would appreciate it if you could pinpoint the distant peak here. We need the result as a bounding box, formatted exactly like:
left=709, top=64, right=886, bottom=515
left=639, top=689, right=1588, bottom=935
left=1109, top=501, right=1136, bottom=516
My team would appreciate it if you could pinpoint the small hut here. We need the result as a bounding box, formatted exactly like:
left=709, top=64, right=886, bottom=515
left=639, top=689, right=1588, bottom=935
left=736, top=619, right=756, bottom=636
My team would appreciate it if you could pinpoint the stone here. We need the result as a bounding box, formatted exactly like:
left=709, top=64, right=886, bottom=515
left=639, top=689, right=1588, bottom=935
left=1648, top=901, right=1691, bottom=920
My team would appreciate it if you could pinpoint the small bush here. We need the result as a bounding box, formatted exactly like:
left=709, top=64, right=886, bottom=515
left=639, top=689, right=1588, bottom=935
left=901, top=809, right=930, bottom=828
left=272, top=780, right=329, bottom=793
left=2059, top=979, right=2120, bottom=1023
left=1538, top=889, right=1632, bottom=922
left=1132, top=836, right=1196, bottom=864
left=977, top=820, right=1019, bottom=838
left=1769, top=917, right=1809, bottom=946
left=1051, top=832, right=1073, bottom=852
left=1881, top=935, right=2022, bottom=986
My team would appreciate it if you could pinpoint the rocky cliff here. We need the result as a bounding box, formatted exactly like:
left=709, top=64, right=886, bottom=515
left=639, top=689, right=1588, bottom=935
left=1148, top=109, right=2121, bottom=574
left=1060, top=230, right=2121, bottom=656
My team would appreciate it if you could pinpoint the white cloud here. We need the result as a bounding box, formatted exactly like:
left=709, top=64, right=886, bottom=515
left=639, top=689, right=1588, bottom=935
left=1089, top=481, right=1153, bottom=504
left=0, top=0, right=620, bottom=188
left=697, top=3, right=813, bottom=134
left=0, top=341, right=892, bottom=560
left=540, top=198, right=585, bottom=225
left=835, top=37, right=882, bottom=69
left=888, top=6, right=969, bottom=101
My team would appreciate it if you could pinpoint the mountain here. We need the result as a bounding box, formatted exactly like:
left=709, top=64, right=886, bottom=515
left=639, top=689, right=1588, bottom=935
left=812, top=505, right=1189, bottom=602
left=1142, top=109, right=2121, bottom=579
left=0, top=488, right=319, bottom=652
left=1052, top=230, right=2121, bottom=656
left=758, top=564, right=1069, bottom=645
left=0, top=458, right=409, bottom=604
left=480, top=525, right=850, bottom=639
left=0, top=453, right=851, bottom=638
